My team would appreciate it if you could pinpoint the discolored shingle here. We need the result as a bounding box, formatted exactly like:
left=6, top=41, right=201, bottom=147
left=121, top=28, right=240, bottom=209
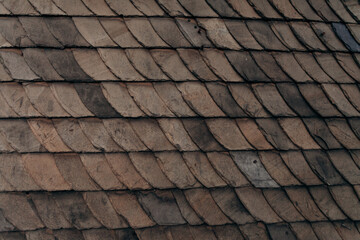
left=231, top=151, right=279, bottom=188
left=19, top=17, right=62, bottom=47
left=44, top=17, right=90, bottom=46
left=74, top=83, right=120, bottom=117
left=45, top=49, right=91, bottom=81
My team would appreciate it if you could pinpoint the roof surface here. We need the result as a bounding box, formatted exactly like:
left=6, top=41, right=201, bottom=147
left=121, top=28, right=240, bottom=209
left=0, top=0, right=360, bottom=239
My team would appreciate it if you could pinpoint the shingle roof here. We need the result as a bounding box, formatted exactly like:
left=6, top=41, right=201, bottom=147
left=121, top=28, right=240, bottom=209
left=0, top=0, right=360, bottom=239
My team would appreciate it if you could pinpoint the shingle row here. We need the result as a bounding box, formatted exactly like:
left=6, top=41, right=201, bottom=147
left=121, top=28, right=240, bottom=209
left=4, top=221, right=360, bottom=240
left=1, top=17, right=359, bottom=51
left=1, top=49, right=359, bottom=83
left=1, top=186, right=360, bottom=232
left=1, top=149, right=360, bottom=191
left=0, top=0, right=358, bottom=23
left=1, top=81, right=360, bottom=118
left=0, top=117, right=360, bottom=152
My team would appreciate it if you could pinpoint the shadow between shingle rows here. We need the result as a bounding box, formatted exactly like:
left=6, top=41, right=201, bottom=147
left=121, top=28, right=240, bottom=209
left=0, top=16, right=359, bottom=52
left=0, top=0, right=359, bottom=23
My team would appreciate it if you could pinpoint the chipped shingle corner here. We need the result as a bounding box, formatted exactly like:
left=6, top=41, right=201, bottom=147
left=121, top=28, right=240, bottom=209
left=0, top=0, right=360, bottom=239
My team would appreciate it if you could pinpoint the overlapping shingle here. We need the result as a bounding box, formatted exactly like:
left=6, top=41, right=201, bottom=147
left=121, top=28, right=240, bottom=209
left=1, top=1, right=360, bottom=238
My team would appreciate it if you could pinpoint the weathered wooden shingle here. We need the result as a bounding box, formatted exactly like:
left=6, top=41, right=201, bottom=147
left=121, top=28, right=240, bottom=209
left=1, top=1, right=359, bottom=237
